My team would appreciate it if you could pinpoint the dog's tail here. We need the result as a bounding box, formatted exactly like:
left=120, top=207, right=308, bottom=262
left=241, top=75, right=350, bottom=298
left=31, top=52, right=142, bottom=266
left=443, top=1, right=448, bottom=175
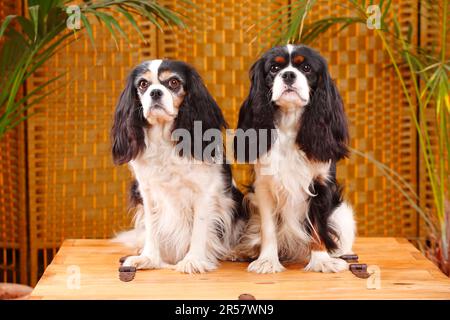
left=112, top=204, right=145, bottom=250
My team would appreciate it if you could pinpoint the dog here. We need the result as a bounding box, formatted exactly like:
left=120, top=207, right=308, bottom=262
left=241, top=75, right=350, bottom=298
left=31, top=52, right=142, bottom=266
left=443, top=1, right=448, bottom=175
left=233, top=45, right=356, bottom=273
left=111, top=59, right=246, bottom=273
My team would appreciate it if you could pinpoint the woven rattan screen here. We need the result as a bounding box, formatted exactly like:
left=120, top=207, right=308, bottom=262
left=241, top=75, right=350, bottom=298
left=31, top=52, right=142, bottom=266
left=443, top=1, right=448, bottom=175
left=0, top=0, right=27, bottom=284
left=25, top=15, right=159, bottom=285
left=0, top=0, right=426, bottom=285
left=305, top=2, right=419, bottom=237
left=156, top=0, right=419, bottom=237
left=155, top=0, right=291, bottom=195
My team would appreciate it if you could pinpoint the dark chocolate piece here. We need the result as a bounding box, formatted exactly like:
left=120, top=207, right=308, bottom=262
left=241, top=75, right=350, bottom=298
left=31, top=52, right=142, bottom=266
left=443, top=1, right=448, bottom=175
left=119, top=272, right=135, bottom=282
left=349, top=263, right=370, bottom=279
left=339, top=254, right=359, bottom=262
left=118, top=266, right=136, bottom=282
left=238, top=293, right=256, bottom=300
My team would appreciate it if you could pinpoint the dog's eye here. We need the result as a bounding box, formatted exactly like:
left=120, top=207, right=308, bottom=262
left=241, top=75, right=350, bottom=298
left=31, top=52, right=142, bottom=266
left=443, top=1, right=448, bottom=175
left=168, top=78, right=180, bottom=90
left=270, top=65, right=281, bottom=73
left=138, top=80, right=149, bottom=90
left=302, top=64, right=311, bottom=73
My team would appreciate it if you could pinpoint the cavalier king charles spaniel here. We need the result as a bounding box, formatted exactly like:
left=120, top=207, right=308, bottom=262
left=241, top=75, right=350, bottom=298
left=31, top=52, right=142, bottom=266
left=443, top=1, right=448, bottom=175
left=112, top=59, right=246, bottom=273
left=233, top=45, right=356, bottom=273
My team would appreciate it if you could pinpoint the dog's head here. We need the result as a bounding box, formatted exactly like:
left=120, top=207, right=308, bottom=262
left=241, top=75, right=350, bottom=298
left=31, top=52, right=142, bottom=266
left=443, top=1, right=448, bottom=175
left=112, top=60, right=226, bottom=165
left=238, top=44, right=349, bottom=162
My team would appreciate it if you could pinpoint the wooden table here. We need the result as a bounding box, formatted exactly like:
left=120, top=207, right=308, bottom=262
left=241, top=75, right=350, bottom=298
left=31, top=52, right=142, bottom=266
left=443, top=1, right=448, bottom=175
left=31, top=238, right=450, bottom=299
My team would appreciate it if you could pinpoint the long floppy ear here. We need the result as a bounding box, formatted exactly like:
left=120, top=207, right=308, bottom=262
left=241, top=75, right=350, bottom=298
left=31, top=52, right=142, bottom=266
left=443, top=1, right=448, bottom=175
left=235, top=58, right=276, bottom=162
left=296, top=60, right=349, bottom=162
left=111, top=74, right=148, bottom=165
left=173, top=66, right=226, bottom=160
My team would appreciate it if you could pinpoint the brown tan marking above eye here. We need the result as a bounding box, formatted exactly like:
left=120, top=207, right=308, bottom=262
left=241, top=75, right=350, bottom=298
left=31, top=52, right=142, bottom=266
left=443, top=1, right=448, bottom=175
left=274, top=56, right=286, bottom=64
left=140, top=71, right=152, bottom=80
left=293, top=55, right=305, bottom=64
left=159, top=71, right=174, bottom=82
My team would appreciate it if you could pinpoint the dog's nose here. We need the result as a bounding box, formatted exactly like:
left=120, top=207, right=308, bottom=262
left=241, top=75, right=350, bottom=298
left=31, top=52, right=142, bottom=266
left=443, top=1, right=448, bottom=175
left=150, top=89, right=163, bottom=99
left=281, top=71, right=296, bottom=84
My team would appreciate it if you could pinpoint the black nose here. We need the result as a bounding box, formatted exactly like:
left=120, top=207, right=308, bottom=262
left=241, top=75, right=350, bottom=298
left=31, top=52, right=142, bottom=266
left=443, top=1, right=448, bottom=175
left=150, top=89, right=163, bottom=99
left=281, top=71, right=296, bottom=84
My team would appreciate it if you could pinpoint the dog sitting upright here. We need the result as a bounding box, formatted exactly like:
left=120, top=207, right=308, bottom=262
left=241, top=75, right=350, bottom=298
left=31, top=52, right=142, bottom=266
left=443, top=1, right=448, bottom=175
left=112, top=60, right=246, bottom=273
left=233, top=45, right=356, bottom=273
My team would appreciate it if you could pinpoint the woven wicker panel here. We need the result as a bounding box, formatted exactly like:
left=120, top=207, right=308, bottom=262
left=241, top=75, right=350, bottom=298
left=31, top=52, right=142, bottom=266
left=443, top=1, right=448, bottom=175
left=26, top=14, right=157, bottom=285
left=298, top=1, right=419, bottom=237
left=18, top=0, right=427, bottom=285
left=158, top=0, right=419, bottom=237
left=157, top=0, right=290, bottom=191
left=0, top=0, right=27, bottom=284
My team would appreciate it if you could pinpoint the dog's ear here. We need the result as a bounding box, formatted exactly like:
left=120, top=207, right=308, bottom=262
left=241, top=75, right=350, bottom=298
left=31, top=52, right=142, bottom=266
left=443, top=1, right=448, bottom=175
left=297, top=58, right=349, bottom=162
left=111, top=73, right=147, bottom=165
left=173, top=66, right=226, bottom=160
left=235, top=58, right=276, bottom=162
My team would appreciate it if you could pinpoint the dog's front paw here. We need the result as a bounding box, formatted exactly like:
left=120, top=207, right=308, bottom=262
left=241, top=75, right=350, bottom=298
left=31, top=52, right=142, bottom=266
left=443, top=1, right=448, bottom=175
left=304, top=251, right=348, bottom=273
left=248, top=256, right=285, bottom=274
left=176, top=255, right=217, bottom=274
left=122, top=255, right=163, bottom=270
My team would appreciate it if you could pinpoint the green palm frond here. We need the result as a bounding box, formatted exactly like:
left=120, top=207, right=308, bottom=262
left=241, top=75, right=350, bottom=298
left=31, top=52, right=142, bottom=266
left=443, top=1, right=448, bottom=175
left=0, top=0, right=191, bottom=138
left=0, top=14, right=16, bottom=38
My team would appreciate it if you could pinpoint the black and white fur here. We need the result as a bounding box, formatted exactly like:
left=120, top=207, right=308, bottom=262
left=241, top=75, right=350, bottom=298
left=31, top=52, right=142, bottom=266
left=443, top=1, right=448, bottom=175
left=234, top=45, right=356, bottom=273
left=112, top=59, right=246, bottom=273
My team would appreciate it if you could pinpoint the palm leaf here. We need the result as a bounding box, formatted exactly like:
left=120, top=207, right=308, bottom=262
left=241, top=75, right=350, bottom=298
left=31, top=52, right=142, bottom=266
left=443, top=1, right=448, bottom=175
left=0, top=15, right=16, bottom=38
left=28, top=5, right=40, bottom=42
left=80, top=13, right=95, bottom=48
left=0, top=0, right=191, bottom=139
left=87, top=9, right=120, bottom=47
left=116, top=5, right=145, bottom=42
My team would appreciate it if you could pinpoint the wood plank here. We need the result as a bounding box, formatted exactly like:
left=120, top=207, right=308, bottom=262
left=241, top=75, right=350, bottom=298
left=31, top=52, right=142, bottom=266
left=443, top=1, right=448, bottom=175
left=30, top=238, right=450, bottom=299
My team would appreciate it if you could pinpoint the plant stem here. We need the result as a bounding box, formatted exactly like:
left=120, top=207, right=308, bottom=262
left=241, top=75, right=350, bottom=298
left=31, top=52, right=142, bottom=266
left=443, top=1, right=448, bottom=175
left=375, top=23, right=447, bottom=231
left=442, top=0, right=447, bottom=64
left=298, top=0, right=312, bottom=42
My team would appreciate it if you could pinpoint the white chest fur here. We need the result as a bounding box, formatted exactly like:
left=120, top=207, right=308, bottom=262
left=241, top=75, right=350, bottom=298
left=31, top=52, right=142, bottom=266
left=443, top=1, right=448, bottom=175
left=255, top=110, right=331, bottom=204
left=252, top=110, right=331, bottom=258
left=129, top=125, right=231, bottom=264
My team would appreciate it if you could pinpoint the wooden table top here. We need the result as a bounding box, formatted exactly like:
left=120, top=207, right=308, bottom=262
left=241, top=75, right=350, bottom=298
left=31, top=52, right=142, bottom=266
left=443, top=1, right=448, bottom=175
left=31, top=237, right=450, bottom=300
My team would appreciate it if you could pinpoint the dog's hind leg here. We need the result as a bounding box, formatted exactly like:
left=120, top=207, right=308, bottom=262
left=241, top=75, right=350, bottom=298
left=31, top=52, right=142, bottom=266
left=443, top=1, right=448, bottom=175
left=328, top=202, right=356, bottom=258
